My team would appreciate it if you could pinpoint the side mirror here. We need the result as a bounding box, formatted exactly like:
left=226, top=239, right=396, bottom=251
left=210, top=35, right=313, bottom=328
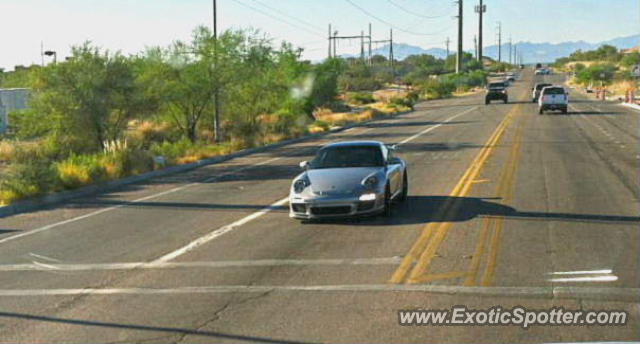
left=388, top=157, right=402, bottom=165
left=299, top=161, right=309, bottom=170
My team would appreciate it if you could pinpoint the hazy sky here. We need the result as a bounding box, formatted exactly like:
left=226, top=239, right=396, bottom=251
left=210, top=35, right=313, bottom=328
left=0, top=0, right=637, bottom=70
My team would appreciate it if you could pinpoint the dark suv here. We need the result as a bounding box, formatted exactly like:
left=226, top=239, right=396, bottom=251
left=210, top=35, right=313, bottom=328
left=485, top=82, right=508, bottom=104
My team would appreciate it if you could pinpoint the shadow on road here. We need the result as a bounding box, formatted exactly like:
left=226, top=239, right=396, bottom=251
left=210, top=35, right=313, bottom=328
left=566, top=111, right=624, bottom=116
left=313, top=196, right=640, bottom=227
left=397, top=142, right=483, bottom=153
left=0, top=229, right=20, bottom=235
left=0, top=311, right=318, bottom=344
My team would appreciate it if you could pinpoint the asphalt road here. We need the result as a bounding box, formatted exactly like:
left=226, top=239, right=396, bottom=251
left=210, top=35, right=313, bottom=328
left=0, top=69, right=638, bottom=343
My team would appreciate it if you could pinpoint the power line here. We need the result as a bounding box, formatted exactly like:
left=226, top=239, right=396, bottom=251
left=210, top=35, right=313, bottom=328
left=344, top=0, right=453, bottom=36
left=249, top=0, right=325, bottom=32
left=386, top=0, right=451, bottom=20
left=229, top=0, right=324, bottom=38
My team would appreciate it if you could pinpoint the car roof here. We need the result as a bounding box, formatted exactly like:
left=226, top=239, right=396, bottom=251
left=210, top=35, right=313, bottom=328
left=321, top=141, right=384, bottom=149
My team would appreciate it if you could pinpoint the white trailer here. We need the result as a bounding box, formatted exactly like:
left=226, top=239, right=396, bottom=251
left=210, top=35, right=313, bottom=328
left=0, top=88, right=30, bottom=133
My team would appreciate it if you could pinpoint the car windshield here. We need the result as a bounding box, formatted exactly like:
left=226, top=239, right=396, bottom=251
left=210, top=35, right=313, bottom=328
left=489, top=83, right=506, bottom=89
left=310, top=145, right=384, bottom=169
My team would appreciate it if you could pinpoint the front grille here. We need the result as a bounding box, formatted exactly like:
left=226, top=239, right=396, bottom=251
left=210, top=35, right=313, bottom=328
left=291, top=204, right=307, bottom=213
left=310, top=206, right=351, bottom=216
left=357, top=201, right=376, bottom=212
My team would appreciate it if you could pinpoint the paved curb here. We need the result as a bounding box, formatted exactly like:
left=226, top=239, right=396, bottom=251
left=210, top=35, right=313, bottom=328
left=0, top=110, right=414, bottom=218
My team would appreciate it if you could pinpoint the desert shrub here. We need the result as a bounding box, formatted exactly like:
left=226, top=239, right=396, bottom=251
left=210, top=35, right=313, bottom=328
left=0, top=161, right=57, bottom=205
left=389, top=96, right=414, bottom=110
left=128, top=121, right=175, bottom=148
left=101, top=148, right=154, bottom=179
left=56, top=154, right=106, bottom=189
left=150, top=139, right=195, bottom=163
left=346, top=92, right=375, bottom=105
left=422, top=79, right=456, bottom=99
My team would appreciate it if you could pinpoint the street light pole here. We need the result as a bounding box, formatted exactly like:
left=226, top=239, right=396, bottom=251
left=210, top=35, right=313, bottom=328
left=44, top=50, right=57, bottom=64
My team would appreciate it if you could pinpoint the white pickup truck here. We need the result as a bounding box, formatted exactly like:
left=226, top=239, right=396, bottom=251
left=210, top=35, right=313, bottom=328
left=538, top=86, right=569, bottom=114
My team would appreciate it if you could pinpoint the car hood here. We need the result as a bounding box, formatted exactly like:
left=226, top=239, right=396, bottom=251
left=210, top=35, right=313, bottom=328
left=306, top=167, right=382, bottom=195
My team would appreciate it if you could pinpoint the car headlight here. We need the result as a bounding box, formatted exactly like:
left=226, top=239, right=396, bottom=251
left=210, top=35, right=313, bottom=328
left=362, top=175, right=379, bottom=190
left=293, top=178, right=310, bottom=193
left=359, top=193, right=377, bottom=201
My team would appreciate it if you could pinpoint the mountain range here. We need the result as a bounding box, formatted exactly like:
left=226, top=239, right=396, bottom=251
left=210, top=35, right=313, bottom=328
left=356, top=34, right=640, bottom=63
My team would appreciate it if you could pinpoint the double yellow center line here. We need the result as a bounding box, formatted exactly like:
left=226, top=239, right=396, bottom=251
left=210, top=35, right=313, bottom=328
left=390, top=103, right=524, bottom=284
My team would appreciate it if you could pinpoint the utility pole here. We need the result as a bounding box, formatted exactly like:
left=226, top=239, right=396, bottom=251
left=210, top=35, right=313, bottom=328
left=445, top=37, right=451, bottom=58
left=497, top=22, right=502, bottom=63
left=212, top=0, right=221, bottom=142
left=513, top=44, right=517, bottom=65
left=390, top=28, right=395, bottom=78
left=328, top=24, right=332, bottom=58
left=368, top=23, right=372, bottom=66
left=456, top=0, right=463, bottom=74
left=475, top=0, right=485, bottom=63
left=360, top=30, right=365, bottom=62
left=333, top=29, right=337, bottom=57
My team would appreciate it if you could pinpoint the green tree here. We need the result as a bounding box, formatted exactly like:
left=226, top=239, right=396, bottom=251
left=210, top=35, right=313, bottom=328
left=304, top=58, right=345, bottom=115
left=28, top=43, right=145, bottom=153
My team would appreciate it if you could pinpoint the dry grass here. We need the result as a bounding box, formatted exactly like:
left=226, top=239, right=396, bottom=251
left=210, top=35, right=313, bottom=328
left=374, top=89, right=409, bottom=103
left=0, top=189, right=26, bottom=206
left=128, top=121, right=173, bottom=144
left=0, top=141, right=16, bottom=162
left=175, top=145, right=232, bottom=165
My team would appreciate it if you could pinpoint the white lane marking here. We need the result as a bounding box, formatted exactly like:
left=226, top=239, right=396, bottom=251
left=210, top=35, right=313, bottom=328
left=0, top=157, right=283, bottom=246
left=28, top=253, right=61, bottom=263
left=150, top=197, right=290, bottom=264
left=0, top=285, right=638, bottom=301
left=396, top=106, right=477, bottom=146
left=549, top=269, right=612, bottom=276
left=549, top=276, right=619, bottom=283
left=0, top=257, right=403, bottom=272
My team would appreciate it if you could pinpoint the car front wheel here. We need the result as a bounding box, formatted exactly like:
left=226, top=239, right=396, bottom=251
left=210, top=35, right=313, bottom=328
left=382, top=184, right=392, bottom=217
left=399, top=173, right=408, bottom=202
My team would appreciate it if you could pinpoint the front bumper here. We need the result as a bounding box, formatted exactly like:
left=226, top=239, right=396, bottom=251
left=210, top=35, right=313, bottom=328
left=289, top=193, right=385, bottom=219
left=486, top=93, right=508, bottom=101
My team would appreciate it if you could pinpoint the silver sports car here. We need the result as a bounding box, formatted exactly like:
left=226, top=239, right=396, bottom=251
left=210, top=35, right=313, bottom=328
left=289, top=141, right=408, bottom=220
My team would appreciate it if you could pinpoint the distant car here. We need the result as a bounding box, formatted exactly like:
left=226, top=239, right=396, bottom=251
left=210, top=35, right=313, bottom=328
left=485, top=81, right=508, bottom=104
left=532, top=83, right=552, bottom=102
left=535, top=69, right=544, bottom=75
left=506, top=74, right=516, bottom=82
left=538, top=86, right=569, bottom=114
left=289, top=141, right=408, bottom=220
